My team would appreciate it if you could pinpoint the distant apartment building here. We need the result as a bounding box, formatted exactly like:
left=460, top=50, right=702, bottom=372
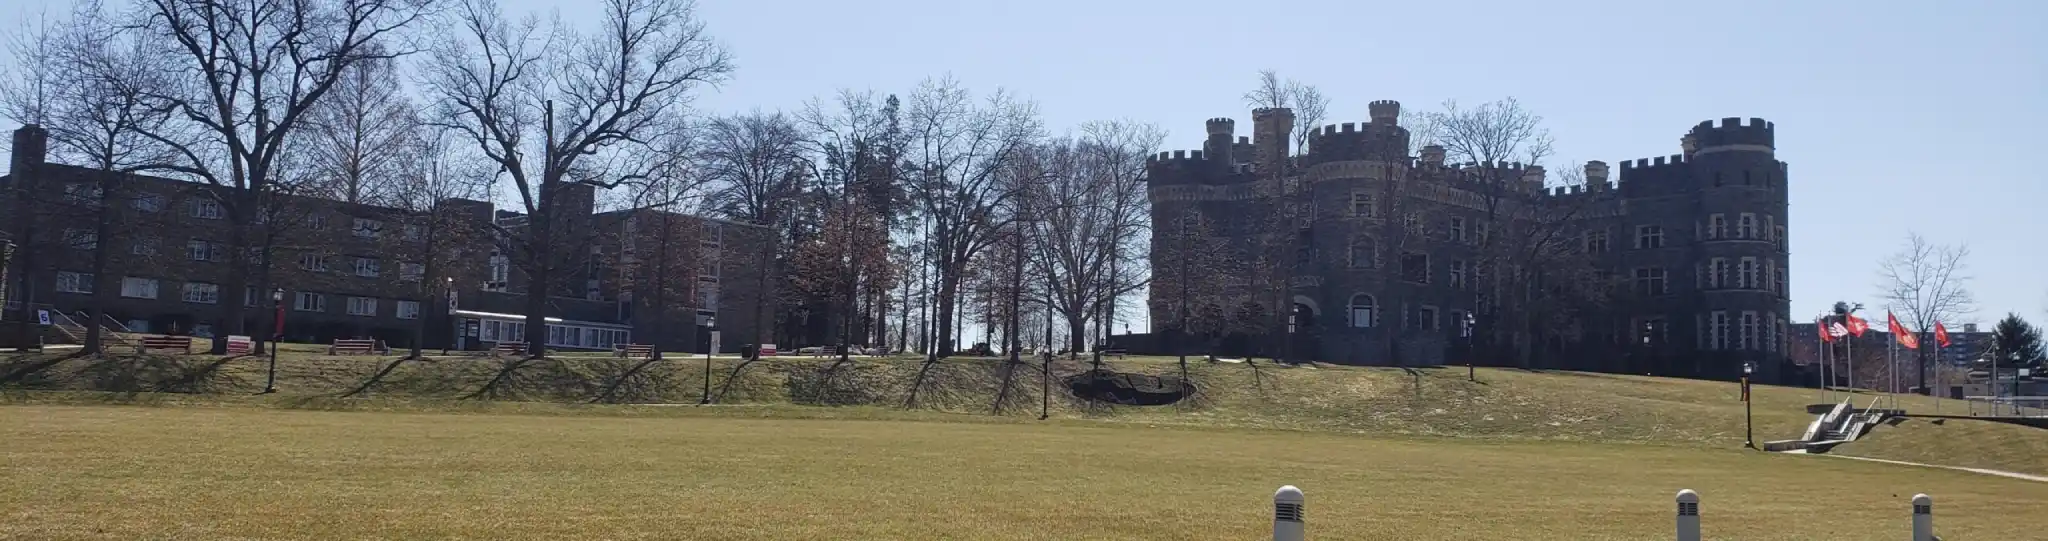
left=1, top=125, right=770, bottom=353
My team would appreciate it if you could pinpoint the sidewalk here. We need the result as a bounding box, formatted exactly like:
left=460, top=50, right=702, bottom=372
left=1820, top=454, right=2048, bottom=483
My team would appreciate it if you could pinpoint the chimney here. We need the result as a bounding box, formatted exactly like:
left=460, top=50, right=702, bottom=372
left=11, top=125, right=48, bottom=176
left=1584, top=160, right=1610, bottom=190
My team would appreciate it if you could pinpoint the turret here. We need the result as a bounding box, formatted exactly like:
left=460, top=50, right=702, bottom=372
left=1420, top=145, right=1446, bottom=167
left=1584, top=160, right=1611, bottom=190
left=10, top=125, right=47, bottom=176
left=1687, top=117, right=1775, bottom=152
left=1204, top=118, right=1236, bottom=167
left=1252, top=107, right=1294, bottom=173
left=1368, top=100, right=1400, bottom=125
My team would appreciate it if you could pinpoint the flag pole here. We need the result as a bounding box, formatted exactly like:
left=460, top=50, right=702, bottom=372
left=1888, top=325, right=1898, bottom=409
left=1817, top=316, right=1826, bottom=404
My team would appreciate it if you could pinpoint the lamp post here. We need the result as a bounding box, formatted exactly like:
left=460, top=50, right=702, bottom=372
left=699, top=315, right=717, bottom=405
left=1742, top=361, right=1755, bottom=449
left=1463, top=312, right=1477, bottom=382
left=265, top=288, right=283, bottom=393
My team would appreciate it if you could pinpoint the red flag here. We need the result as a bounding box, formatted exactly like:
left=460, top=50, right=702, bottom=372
left=1888, top=312, right=1919, bottom=349
left=1844, top=314, right=1869, bottom=337
left=1818, top=317, right=1833, bottom=343
left=1935, top=322, right=1951, bottom=348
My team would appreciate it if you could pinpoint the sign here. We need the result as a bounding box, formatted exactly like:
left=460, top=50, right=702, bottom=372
left=36, top=309, right=50, bottom=326
left=225, top=335, right=254, bottom=355
left=709, top=331, right=721, bottom=355
left=447, top=291, right=459, bottom=315
left=759, top=343, right=777, bottom=356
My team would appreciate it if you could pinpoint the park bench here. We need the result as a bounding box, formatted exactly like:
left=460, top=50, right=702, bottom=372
left=614, top=343, right=654, bottom=358
left=136, top=335, right=193, bottom=354
left=1097, top=348, right=1128, bottom=359
left=329, top=339, right=380, bottom=356
left=493, top=341, right=529, bottom=357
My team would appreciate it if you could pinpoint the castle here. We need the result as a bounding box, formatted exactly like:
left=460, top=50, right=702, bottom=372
left=1143, top=101, right=1790, bottom=382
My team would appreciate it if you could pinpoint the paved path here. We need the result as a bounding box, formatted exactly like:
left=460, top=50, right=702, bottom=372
left=1818, top=454, right=2048, bottom=483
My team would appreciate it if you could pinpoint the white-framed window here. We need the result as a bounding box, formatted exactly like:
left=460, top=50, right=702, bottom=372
left=131, top=236, right=159, bottom=256
left=396, top=300, right=421, bottom=320
left=695, top=279, right=720, bottom=311
left=1348, top=294, right=1376, bottom=328
left=1349, top=192, right=1375, bottom=218
left=1710, top=311, right=1730, bottom=350
left=294, top=292, right=326, bottom=312
left=1448, top=260, right=1466, bottom=289
left=182, top=282, right=220, bottom=304
left=55, top=271, right=93, bottom=294
left=190, top=198, right=222, bottom=219
left=132, top=193, right=164, bottom=212
left=1583, top=230, right=1609, bottom=253
left=699, top=246, right=721, bottom=279
left=702, top=222, right=723, bottom=246
left=1773, top=261, right=1786, bottom=295
left=1707, top=257, right=1728, bottom=289
left=399, top=262, right=426, bottom=282
left=1738, top=213, right=1758, bottom=240
left=64, top=182, right=103, bottom=204
left=354, top=257, right=381, bottom=278
left=487, top=249, right=510, bottom=291
left=307, top=214, right=328, bottom=230
left=1740, top=311, right=1760, bottom=350
left=120, top=276, right=159, bottom=299
left=1706, top=214, right=1726, bottom=240
left=63, top=229, right=97, bottom=250
left=346, top=296, right=378, bottom=316
left=351, top=218, right=383, bottom=238
left=1634, top=268, right=1668, bottom=296
left=187, top=239, right=222, bottom=262
left=1739, top=257, right=1760, bottom=289
left=300, top=253, right=329, bottom=272
left=1448, top=217, right=1467, bottom=243
left=1774, top=226, right=1786, bottom=250
left=1635, top=225, right=1664, bottom=249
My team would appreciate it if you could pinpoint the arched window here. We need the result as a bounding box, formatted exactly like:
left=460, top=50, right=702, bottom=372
left=1348, top=294, right=1376, bottom=328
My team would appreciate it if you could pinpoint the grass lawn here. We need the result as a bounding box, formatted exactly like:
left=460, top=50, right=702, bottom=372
left=2, top=405, right=2044, bottom=540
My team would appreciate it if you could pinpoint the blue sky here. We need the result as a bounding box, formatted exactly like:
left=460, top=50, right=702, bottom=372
left=6, top=0, right=2045, bottom=329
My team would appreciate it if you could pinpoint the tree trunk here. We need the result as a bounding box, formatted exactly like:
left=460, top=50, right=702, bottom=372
left=935, top=267, right=959, bottom=358
left=83, top=181, right=115, bottom=354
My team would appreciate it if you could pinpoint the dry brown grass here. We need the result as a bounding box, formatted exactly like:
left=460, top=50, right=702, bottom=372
left=1, top=404, right=2042, bottom=540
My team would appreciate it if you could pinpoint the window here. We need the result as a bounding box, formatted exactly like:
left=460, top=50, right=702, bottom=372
left=64, top=182, right=102, bottom=204
left=1739, top=257, right=1759, bottom=289
left=308, top=214, right=328, bottom=230
left=64, top=229, right=97, bottom=250
left=1773, top=226, right=1786, bottom=251
left=1403, top=213, right=1423, bottom=235
left=1350, top=192, right=1375, bottom=217
left=396, top=300, right=421, bottom=320
left=1448, top=260, right=1467, bottom=288
left=1635, top=225, right=1664, bottom=249
left=1409, top=305, right=1439, bottom=331
left=1449, top=217, right=1467, bottom=242
left=131, top=236, right=159, bottom=256
left=1347, top=294, right=1376, bottom=328
left=191, top=323, right=213, bottom=338
left=1400, top=252, right=1430, bottom=284
left=585, top=279, right=602, bottom=301
left=1710, top=311, right=1730, bottom=350
left=246, top=286, right=262, bottom=307
left=132, top=193, right=164, bottom=212
left=182, top=282, right=220, bottom=304
left=1706, top=214, right=1726, bottom=240
left=1451, top=310, right=1470, bottom=337
left=300, top=253, right=329, bottom=272
left=1740, top=311, right=1760, bottom=350
left=294, top=292, right=326, bottom=312
left=1633, top=268, right=1668, bottom=296
left=190, top=198, right=222, bottom=219
left=403, top=224, right=424, bottom=241
left=400, top=262, right=426, bottom=282
left=695, top=280, right=720, bottom=310
left=120, top=277, right=159, bottom=299
left=1637, top=317, right=1668, bottom=345
left=1583, top=230, right=1609, bottom=253
left=1293, top=231, right=1313, bottom=265
left=187, top=239, right=222, bottom=262
left=487, top=250, right=510, bottom=291
left=1738, top=213, right=1758, bottom=239
left=346, top=297, right=378, bottom=316
left=1773, top=316, right=1787, bottom=353
left=352, top=218, right=383, bottom=238
left=56, top=271, right=93, bottom=294
left=1773, top=261, right=1786, bottom=295
left=1347, top=237, right=1376, bottom=269
left=353, top=257, right=381, bottom=278
left=1707, top=257, right=1728, bottom=289
left=702, top=222, right=724, bottom=246
left=699, top=246, right=721, bottom=279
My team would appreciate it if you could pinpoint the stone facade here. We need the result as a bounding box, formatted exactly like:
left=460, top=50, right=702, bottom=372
left=1146, top=102, right=1791, bottom=381
left=1, top=125, right=770, bottom=353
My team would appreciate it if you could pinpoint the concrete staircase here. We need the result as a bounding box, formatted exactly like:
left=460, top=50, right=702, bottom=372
left=1763, top=397, right=1902, bottom=454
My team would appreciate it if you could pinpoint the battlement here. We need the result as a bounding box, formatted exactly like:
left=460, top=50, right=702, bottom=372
left=1206, top=117, right=1235, bottom=135
left=1148, top=149, right=1211, bottom=163
left=1368, top=100, right=1400, bottom=124
left=1688, top=117, right=1774, bottom=149
left=1618, top=154, right=1690, bottom=170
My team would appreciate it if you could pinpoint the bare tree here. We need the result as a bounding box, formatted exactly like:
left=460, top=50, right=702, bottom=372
left=304, top=53, right=419, bottom=205
left=1022, top=122, right=1162, bottom=353
left=700, top=110, right=807, bottom=351
left=118, top=0, right=437, bottom=353
left=900, top=76, right=1040, bottom=357
left=1876, top=232, right=1975, bottom=392
left=422, top=0, right=732, bottom=356
left=1241, top=70, right=1328, bottom=156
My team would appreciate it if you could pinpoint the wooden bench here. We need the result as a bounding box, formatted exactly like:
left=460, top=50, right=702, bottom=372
left=1097, top=348, right=1128, bottom=359
left=614, top=343, right=654, bottom=358
left=329, top=339, right=379, bottom=355
left=137, top=335, right=193, bottom=354
left=493, top=341, right=529, bottom=357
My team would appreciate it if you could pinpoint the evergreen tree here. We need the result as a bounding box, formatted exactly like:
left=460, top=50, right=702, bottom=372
left=1987, top=313, right=2045, bottom=368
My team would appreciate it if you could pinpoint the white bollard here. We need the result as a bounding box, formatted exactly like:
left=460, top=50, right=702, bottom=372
left=1912, top=494, right=1933, bottom=541
left=1675, top=489, right=1701, bottom=541
left=1273, top=485, right=1304, bottom=541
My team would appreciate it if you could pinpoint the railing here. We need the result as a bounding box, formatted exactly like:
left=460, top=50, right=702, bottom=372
left=82, top=311, right=138, bottom=346
left=1267, top=486, right=1938, bottom=541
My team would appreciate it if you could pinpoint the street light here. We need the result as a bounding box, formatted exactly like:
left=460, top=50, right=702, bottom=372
left=1463, top=312, right=1477, bottom=382
left=265, top=288, right=283, bottom=394
left=699, top=315, right=717, bottom=405
left=1741, top=361, right=1756, bottom=449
